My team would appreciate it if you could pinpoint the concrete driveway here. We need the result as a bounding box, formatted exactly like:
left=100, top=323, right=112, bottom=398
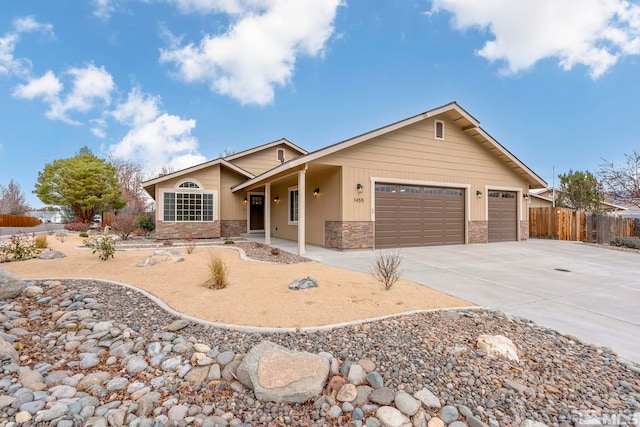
left=259, top=237, right=640, bottom=364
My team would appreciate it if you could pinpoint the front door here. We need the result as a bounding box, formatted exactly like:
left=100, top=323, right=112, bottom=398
left=249, top=195, right=265, bottom=231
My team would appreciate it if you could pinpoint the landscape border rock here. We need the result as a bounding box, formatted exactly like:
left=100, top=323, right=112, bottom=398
left=237, top=340, right=330, bottom=403
left=0, top=267, right=25, bottom=299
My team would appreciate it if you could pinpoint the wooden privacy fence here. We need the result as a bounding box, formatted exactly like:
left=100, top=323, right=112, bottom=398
left=529, top=207, right=640, bottom=243
left=0, top=214, right=41, bottom=227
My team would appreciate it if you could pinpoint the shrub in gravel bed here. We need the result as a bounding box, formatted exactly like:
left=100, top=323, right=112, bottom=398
left=611, top=237, right=640, bottom=249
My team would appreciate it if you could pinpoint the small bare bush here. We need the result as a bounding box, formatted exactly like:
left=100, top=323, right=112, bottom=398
left=185, top=233, right=196, bottom=254
left=111, top=213, right=137, bottom=240
left=370, top=251, right=403, bottom=290
left=55, top=231, right=67, bottom=243
left=205, top=255, right=229, bottom=289
left=270, top=247, right=280, bottom=256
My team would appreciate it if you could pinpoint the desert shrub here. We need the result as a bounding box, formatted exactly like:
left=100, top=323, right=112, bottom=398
left=55, top=231, right=67, bottom=243
left=611, top=237, right=640, bottom=249
left=370, top=251, right=403, bottom=290
left=111, top=213, right=137, bottom=240
left=185, top=233, right=196, bottom=254
left=83, top=234, right=116, bottom=260
left=137, top=214, right=155, bottom=237
left=270, top=247, right=280, bottom=256
left=35, top=234, right=48, bottom=249
left=205, top=255, right=229, bottom=289
left=0, top=233, right=40, bottom=262
left=64, top=221, right=90, bottom=232
left=224, top=239, right=234, bottom=245
left=79, top=232, right=89, bottom=238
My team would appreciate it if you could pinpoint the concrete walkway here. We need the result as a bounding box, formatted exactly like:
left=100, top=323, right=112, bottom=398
left=247, top=236, right=640, bottom=364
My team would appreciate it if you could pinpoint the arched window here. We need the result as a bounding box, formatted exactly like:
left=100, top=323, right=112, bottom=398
left=178, top=181, right=200, bottom=189
left=162, top=181, right=215, bottom=222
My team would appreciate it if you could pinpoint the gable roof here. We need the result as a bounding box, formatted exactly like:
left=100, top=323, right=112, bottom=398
left=142, top=158, right=254, bottom=198
left=223, top=138, right=307, bottom=162
left=232, top=102, right=547, bottom=192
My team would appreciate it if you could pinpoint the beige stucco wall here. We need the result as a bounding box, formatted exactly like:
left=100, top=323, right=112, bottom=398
left=529, top=196, right=552, bottom=208
left=220, top=168, right=250, bottom=221
left=267, top=168, right=341, bottom=246
left=155, top=165, right=220, bottom=222
left=318, top=115, right=530, bottom=223
left=229, top=144, right=304, bottom=176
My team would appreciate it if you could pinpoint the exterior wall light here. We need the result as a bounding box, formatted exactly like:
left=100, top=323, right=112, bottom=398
left=313, top=188, right=320, bottom=197
left=273, top=196, right=280, bottom=203
left=356, top=183, right=364, bottom=193
left=243, top=197, right=248, bottom=206
left=476, top=190, right=482, bottom=198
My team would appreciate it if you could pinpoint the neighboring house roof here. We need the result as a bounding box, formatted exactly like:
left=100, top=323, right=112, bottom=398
left=222, top=138, right=307, bottom=162
left=529, top=193, right=554, bottom=203
left=529, top=188, right=628, bottom=212
left=27, top=211, right=62, bottom=221
left=232, top=101, right=547, bottom=192
left=142, top=158, right=254, bottom=198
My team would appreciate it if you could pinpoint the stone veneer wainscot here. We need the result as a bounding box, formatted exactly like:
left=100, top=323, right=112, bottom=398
left=468, top=220, right=488, bottom=244
left=221, top=220, right=247, bottom=238
left=155, top=221, right=221, bottom=240
left=325, top=221, right=374, bottom=250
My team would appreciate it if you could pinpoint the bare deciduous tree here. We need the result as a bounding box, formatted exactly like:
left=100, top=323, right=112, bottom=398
left=599, top=151, right=640, bottom=208
left=109, top=157, right=150, bottom=214
left=0, top=179, right=30, bottom=215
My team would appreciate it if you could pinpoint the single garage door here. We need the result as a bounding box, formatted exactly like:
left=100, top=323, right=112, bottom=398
left=488, top=190, right=517, bottom=242
left=375, top=183, right=465, bottom=248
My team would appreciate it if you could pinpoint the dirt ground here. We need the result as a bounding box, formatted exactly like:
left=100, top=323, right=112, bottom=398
left=2, top=234, right=472, bottom=328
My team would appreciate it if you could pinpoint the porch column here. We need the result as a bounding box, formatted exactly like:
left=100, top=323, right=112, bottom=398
left=265, top=183, right=271, bottom=245
left=298, top=168, right=306, bottom=255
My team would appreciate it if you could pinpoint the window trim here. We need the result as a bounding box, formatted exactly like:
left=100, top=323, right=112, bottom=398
left=288, top=186, right=299, bottom=225
left=434, top=119, right=445, bottom=140
left=161, top=183, right=217, bottom=223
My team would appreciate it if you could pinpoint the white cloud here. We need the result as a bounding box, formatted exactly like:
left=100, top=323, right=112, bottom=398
left=109, top=88, right=206, bottom=172
left=431, top=0, right=640, bottom=78
left=0, top=16, right=53, bottom=76
left=12, top=64, right=114, bottom=124
left=160, top=0, right=343, bottom=105
left=0, top=33, right=22, bottom=75
left=90, top=118, right=108, bottom=138
left=93, top=0, right=118, bottom=20
left=13, top=16, right=54, bottom=36
left=12, top=70, right=62, bottom=100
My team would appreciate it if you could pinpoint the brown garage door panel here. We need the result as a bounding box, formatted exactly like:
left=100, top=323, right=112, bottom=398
left=375, top=184, right=465, bottom=248
left=488, top=191, right=517, bottom=242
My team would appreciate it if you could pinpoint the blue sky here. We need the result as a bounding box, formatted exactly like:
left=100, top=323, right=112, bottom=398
left=1, top=0, right=639, bottom=208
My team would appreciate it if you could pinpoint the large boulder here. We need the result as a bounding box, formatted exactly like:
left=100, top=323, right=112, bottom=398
left=237, top=340, right=330, bottom=403
left=0, top=337, right=19, bottom=363
left=288, top=276, right=318, bottom=290
left=39, top=250, right=66, bottom=260
left=0, top=267, right=25, bottom=300
left=138, top=250, right=184, bottom=267
left=477, top=334, right=519, bottom=362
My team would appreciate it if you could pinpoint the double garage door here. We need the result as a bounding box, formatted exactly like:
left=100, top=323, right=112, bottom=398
left=375, top=183, right=465, bottom=248
left=375, top=184, right=518, bottom=248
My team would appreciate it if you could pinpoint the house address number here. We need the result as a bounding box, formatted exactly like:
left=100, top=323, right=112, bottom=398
left=353, top=197, right=365, bottom=203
